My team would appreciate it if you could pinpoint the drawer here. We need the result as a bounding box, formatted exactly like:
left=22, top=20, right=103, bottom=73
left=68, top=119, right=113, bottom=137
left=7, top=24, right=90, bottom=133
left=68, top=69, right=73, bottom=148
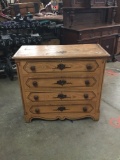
left=21, top=60, right=99, bottom=74
left=112, top=28, right=118, bottom=34
left=79, top=30, right=101, bottom=40
left=24, top=77, right=98, bottom=90
left=93, top=30, right=101, bottom=38
left=80, top=31, right=93, bottom=40
left=25, top=91, right=96, bottom=102
left=102, top=28, right=113, bottom=36
left=78, top=38, right=99, bottom=44
left=29, top=104, right=94, bottom=114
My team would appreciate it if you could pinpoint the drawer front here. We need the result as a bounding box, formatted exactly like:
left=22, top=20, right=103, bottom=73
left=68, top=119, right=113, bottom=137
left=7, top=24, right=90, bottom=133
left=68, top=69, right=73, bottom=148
left=24, top=77, right=98, bottom=89
left=80, top=31, right=93, bottom=40
left=26, top=91, right=96, bottom=102
left=102, top=28, right=113, bottom=36
left=101, top=27, right=119, bottom=37
left=80, top=27, right=118, bottom=41
left=22, top=60, right=99, bottom=74
left=112, top=28, right=119, bottom=35
left=29, top=104, right=94, bottom=114
left=79, top=30, right=101, bottom=40
left=78, top=39, right=100, bottom=44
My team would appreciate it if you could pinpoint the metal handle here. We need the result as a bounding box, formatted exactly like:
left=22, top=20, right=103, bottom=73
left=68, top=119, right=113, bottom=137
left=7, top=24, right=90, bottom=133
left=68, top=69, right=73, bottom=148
left=85, top=80, right=90, bottom=86
left=34, top=95, right=39, bottom=101
left=55, top=80, right=72, bottom=86
left=57, top=80, right=67, bottom=86
left=35, top=108, right=40, bottom=114
left=57, top=106, right=66, bottom=112
left=84, top=94, right=89, bottom=99
left=83, top=106, right=87, bottom=112
left=86, top=64, right=93, bottom=70
left=57, top=63, right=66, bottom=70
left=30, top=66, right=36, bottom=71
left=32, top=81, right=38, bottom=87
left=57, top=94, right=67, bottom=100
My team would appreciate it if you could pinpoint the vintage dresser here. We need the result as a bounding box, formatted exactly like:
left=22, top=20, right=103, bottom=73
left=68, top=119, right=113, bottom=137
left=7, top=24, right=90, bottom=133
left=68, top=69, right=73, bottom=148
left=13, top=44, right=109, bottom=122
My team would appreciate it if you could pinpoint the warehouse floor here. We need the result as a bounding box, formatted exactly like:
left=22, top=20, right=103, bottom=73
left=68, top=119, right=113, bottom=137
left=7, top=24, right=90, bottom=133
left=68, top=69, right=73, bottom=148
left=0, top=62, right=120, bottom=160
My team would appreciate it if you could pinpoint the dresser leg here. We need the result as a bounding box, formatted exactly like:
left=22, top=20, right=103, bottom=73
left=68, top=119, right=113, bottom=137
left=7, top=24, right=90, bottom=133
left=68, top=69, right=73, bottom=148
left=92, top=113, right=100, bottom=121
left=24, top=115, right=32, bottom=123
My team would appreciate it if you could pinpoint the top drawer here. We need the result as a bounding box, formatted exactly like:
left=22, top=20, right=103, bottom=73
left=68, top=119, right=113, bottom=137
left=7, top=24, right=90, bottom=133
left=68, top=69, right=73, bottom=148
left=21, top=60, right=99, bottom=74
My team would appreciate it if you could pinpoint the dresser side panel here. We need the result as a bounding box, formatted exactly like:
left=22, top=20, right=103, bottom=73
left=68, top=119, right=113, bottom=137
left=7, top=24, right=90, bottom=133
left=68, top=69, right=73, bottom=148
left=15, top=60, right=29, bottom=117
left=94, top=58, right=106, bottom=113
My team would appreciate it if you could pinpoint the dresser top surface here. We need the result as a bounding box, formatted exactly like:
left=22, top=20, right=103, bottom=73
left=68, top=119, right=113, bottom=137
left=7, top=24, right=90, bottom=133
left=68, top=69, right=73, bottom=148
left=13, top=44, right=110, bottom=59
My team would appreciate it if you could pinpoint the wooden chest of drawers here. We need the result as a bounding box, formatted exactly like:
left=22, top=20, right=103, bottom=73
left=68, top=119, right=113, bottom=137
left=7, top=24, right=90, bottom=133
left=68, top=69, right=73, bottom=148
left=13, top=44, right=109, bottom=122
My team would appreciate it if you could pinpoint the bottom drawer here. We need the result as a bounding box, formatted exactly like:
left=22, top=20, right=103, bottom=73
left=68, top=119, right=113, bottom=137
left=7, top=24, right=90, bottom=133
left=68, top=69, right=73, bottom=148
left=29, top=104, right=94, bottom=114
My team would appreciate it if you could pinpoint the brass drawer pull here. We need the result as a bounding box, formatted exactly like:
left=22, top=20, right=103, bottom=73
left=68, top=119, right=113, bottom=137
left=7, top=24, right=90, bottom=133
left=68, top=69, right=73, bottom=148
left=57, top=80, right=67, bottom=86
left=34, top=95, right=39, bottom=101
left=57, top=63, right=70, bottom=70
left=57, top=63, right=66, bottom=70
left=30, top=66, right=36, bottom=71
left=32, top=81, right=38, bottom=87
left=84, top=94, right=89, bottom=99
left=57, top=94, right=67, bottom=99
left=86, top=64, right=93, bottom=70
left=57, top=106, right=67, bottom=112
left=85, top=80, right=90, bottom=86
left=83, top=106, right=87, bottom=112
left=55, top=80, right=72, bottom=86
left=35, top=108, right=40, bottom=114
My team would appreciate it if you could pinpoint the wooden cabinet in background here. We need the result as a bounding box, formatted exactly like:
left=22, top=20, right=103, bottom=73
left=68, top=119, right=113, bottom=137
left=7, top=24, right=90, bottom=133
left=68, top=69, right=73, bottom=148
left=10, top=2, right=40, bottom=17
left=63, top=8, right=108, bottom=28
left=62, top=0, right=120, bottom=61
left=61, top=25, right=120, bottom=61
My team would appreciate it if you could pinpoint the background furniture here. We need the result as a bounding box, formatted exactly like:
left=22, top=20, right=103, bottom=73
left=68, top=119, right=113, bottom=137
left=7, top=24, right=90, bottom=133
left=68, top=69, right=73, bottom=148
left=10, top=2, right=40, bottom=16
left=61, top=0, right=119, bottom=61
left=114, top=0, right=120, bottom=23
left=13, top=44, right=109, bottom=122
